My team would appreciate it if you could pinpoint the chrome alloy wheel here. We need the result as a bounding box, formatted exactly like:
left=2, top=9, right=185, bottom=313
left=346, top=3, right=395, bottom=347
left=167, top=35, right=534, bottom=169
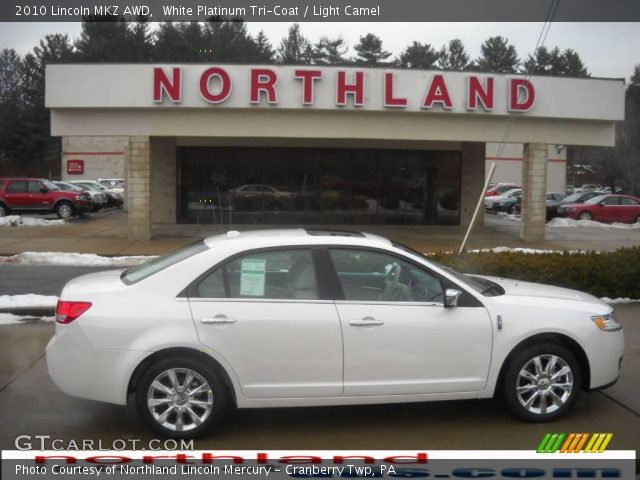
left=147, top=368, right=214, bottom=432
left=515, top=354, right=574, bottom=415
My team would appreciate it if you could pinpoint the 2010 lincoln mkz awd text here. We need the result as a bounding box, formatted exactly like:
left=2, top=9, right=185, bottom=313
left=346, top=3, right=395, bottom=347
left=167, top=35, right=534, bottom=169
left=46, top=229, right=624, bottom=438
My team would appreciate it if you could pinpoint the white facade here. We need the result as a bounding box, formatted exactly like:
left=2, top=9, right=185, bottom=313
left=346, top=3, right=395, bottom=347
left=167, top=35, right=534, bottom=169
left=45, top=64, right=624, bottom=241
left=485, top=143, right=567, bottom=193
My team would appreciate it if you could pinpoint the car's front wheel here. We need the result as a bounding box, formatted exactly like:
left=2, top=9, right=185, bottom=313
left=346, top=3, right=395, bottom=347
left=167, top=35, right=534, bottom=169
left=56, top=201, right=75, bottom=219
left=503, top=344, right=581, bottom=422
left=0, top=203, right=8, bottom=217
left=578, top=211, right=592, bottom=220
left=136, top=357, right=228, bottom=438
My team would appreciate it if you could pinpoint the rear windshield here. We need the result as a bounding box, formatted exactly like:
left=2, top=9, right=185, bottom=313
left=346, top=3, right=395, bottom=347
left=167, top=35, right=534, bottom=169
left=121, top=241, right=209, bottom=284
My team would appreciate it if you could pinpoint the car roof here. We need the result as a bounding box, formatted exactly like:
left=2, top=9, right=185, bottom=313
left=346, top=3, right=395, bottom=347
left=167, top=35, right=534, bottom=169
left=203, top=229, right=392, bottom=249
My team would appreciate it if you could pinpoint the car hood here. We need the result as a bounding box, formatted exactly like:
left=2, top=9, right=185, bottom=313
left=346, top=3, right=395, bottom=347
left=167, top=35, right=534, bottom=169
left=474, top=275, right=604, bottom=305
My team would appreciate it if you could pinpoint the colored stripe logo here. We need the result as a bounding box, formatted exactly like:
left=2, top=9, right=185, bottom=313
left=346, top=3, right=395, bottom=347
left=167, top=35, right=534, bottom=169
left=537, top=433, right=613, bottom=453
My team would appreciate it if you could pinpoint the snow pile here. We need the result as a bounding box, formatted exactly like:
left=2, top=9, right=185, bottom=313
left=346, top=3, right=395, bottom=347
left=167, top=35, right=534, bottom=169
left=548, top=217, right=640, bottom=229
left=0, top=313, right=55, bottom=325
left=0, top=294, right=58, bottom=309
left=0, top=215, right=67, bottom=227
left=0, top=252, right=155, bottom=267
left=497, top=213, right=521, bottom=222
left=600, top=297, right=640, bottom=304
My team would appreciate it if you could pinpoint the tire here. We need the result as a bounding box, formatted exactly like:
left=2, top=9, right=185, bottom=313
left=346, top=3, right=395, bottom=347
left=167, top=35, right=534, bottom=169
left=56, top=201, right=75, bottom=219
left=502, top=343, right=581, bottom=422
left=635, top=215, right=640, bottom=224
left=509, top=204, right=517, bottom=215
left=578, top=211, right=592, bottom=220
left=136, top=356, right=228, bottom=438
left=0, top=203, right=8, bottom=217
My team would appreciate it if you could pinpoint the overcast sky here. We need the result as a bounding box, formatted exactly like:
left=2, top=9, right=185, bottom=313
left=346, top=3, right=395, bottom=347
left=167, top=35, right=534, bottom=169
left=1, top=22, right=638, bottom=80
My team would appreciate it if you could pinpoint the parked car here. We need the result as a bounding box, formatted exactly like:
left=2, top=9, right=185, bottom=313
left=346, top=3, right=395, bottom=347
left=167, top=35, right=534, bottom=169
left=556, top=194, right=640, bottom=223
left=229, top=184, right=295, bottom=211
left=546, top=191, right=603, bottom=219
left=485, top=188, right=522, bottom=213
left=513, top=193, right=568, bottom=220
left=47, top=229, right=624, bottom=438
left=574, top=184, right=601, bottom=193
left=98, top=178, right=125, bottom=189
left=54, top=181, right=107, bottom=212
left=485, top=183, right=520, bottom=197
left=598, top=186, right=623, bottom=194
left=0, top=177, right=90, bottom=219
left=70, top=181, right=124, bottom=208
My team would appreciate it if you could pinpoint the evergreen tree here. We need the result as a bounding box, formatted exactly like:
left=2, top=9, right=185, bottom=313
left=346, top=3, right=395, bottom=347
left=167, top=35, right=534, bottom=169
left=277, top=24, right=311, bottom=64
left=254, top=31, right=276, bottom=63
left=205, top=18, right=262, bottom=63
left=399, top=41, right=440, bottom=69
left=438, top=39, right=471, bottom=70
left=475, top=36, right=519, bottom=73
left=560, top=49, right=589, bottom=77
left=75, top=16, right=136, bottom=62
left=129, top=15, right=154, bottom=61
left=353, top=33, right=391, bottom=66
left=314, top=36, right=348, bottom=65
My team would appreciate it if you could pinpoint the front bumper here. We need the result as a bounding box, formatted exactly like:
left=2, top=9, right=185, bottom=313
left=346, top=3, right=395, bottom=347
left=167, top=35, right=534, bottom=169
left=585, top=328, right=625, bottom=390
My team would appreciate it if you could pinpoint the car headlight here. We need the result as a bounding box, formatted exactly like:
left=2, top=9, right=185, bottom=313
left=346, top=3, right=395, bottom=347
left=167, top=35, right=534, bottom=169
left=591, top=312, right=622, bottom=332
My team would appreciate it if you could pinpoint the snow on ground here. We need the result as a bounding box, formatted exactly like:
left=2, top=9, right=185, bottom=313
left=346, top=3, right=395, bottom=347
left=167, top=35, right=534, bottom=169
left=0, top=252, right=155, bottom=267
left=0, top=313, right=55, bottom=325
left=600, top=297, right=640, bottom=304
left=0, top=215, right=67, bottom=227
left=0, top=294, right=58, bottom=309
left=548, top=217, right=640, bottom=229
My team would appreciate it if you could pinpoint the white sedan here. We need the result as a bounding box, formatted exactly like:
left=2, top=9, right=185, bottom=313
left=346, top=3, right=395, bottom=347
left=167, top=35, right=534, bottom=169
left=46, top=229, right=624, bottom=438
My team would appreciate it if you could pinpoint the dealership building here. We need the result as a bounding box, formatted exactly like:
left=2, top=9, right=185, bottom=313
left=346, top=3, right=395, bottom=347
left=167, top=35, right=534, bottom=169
left=45, top=64, right=624, bottom=241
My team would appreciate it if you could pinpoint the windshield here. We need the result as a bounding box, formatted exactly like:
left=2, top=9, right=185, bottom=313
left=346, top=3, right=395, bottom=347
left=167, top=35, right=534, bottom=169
left=563, top=192, right=586, bottom=203
left=585, top=195, right=609, bottom=205
left=78, top=183, right=101, bottom=192
left=392, top=242, right=504, bottom=297
left=122, top=241, right=209, bottom=284
left=41, top=179, right=59, bottom=190
left=56, top=182, right=82, bottom=191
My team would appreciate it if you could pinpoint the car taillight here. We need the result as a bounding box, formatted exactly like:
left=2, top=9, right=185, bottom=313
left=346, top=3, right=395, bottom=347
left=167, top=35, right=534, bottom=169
left=56, top=300, right=92, bottom=324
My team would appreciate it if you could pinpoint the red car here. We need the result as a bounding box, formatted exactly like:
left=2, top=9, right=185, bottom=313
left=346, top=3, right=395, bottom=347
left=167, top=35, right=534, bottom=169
left=556, top=194, right=640, bottom=223
left=0, top=177, right=91, bottom=219
left=485, top=183, right=520, bottom=197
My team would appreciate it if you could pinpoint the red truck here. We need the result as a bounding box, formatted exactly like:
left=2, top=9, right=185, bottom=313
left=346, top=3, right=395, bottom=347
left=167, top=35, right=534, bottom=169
left=0, top=177, right=91, bottom=219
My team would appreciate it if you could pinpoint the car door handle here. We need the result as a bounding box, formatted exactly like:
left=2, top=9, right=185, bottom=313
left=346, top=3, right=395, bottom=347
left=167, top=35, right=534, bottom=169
left=201, top=315, right=236, bottom=324
left=349, top=317, right=384, bottom=326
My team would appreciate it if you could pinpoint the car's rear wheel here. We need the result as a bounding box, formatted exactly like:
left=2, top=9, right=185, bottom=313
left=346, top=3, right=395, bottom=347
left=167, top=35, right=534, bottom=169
left=136, top=357, right=227, bottom=438
left=578, top=211, right=592, bottom=220
left=509, top=204, right=518, bottom=215
left=0, top=203, right=8, bottom=217
left=56, top=201, right=75, bottom=219
left=503, top=344, right=581, bottom=422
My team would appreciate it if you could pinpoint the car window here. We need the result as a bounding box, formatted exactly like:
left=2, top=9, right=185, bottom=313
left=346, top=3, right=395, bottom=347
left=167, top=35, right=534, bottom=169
left=0, top=180, right=4, bottom=189
left=329, top=249, right=443, bottom=303
left=226, top=250, right=319, bottom=300
left=28, top=181, right=44, bottom=193
left=122, top=241, right=209, bottom=284
left=7, top=180, right=28, bottom=193
left=601, top=197, right=619, bottom=206
left=620, top=197, right=639, bottom=205
left=196, top=268, right=226, bottom=298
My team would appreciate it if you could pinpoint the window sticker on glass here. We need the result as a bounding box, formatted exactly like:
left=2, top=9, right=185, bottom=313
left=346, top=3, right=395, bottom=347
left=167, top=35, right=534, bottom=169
left=240, top=258, right=266, bottom=296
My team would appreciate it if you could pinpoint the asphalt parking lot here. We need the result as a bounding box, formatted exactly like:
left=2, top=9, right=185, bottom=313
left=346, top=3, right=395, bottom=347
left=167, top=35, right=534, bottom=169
left=0, top=304, right=638, bottom=451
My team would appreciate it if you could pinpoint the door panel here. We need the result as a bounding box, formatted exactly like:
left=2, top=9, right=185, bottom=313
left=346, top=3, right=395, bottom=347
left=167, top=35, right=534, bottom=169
left=189, top=248, right=343, bottom=399
left=328, top=248, right=492, bottom=396
left=337, top=303, right=493, bottom=395
left=4, top=180, right=30, bottom=208
left=190, top=301, right=343, bottom=398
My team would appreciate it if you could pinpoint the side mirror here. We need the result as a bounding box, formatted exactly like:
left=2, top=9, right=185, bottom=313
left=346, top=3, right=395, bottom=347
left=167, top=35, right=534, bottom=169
left=444, top=289, right=462, bottom=308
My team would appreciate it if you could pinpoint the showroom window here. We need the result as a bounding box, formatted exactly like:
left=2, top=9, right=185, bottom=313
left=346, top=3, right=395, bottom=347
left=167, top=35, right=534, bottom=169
left=178, top=147, right=461, bottom=226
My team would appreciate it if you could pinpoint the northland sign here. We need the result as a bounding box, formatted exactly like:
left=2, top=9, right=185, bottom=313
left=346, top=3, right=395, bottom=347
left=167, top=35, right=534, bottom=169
left=153, top=66, right=535, bottom=112
left=46, top=64, right=625, bottom=122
